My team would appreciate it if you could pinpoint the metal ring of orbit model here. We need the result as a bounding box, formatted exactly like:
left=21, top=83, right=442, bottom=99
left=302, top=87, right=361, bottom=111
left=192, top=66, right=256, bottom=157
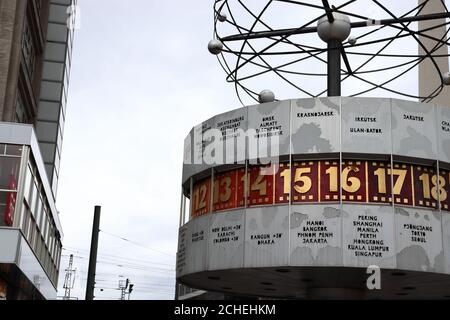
left=212, top=0, right=450, bottom=104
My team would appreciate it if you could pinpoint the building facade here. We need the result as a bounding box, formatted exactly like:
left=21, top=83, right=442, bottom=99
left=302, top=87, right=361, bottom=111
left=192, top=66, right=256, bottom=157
left=0, top=0, right=76, bottom=300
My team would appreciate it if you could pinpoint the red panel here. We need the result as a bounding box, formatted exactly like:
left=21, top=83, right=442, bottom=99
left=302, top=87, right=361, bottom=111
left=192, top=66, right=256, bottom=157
left=341, top=160, right=367, bottom=203
left=187, top=161, right=450, bottom=216
left=4, top=175, right=17, bottom=226
left=412, top=165, right=439, bottom=210
left=391, top=163, right=413, bottom=207
left=291, top=161, right=319, bottom=204
left=440, top=168, right=450, bottom=212
left=236, top=168, right=247, bottom=208
left=275, top=163, right=291, bottom=204
left=213, top=170, right=238, bottom=212
left=191, top=178, right=211, bottom=218
left=367, top=161, right=392, bottom=204
left=320, top=160, right=340, bottom=203
left=248, top=165, right=274, bottom=207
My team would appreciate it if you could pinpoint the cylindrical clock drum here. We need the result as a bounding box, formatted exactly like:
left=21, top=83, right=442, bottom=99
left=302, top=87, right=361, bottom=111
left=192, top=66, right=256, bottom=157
left=177, top=97, right=450, bottom=299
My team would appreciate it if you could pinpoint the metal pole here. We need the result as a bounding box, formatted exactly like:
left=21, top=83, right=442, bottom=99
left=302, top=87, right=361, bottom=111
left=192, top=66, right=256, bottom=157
left=221, top=12, right=450, bottom=42
left=328, top=40, right=341, bottom=96
left=85, top=206, right=101, bottom=300
left=175, top=281, right=179, bottom=300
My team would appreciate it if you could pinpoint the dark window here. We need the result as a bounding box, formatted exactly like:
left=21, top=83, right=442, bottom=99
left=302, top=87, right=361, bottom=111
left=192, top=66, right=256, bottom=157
left=0, top=157, right=20, bottom=190
left=22, top=19, right=36, bottom=80
left=15, top=94, right=28, bottom=123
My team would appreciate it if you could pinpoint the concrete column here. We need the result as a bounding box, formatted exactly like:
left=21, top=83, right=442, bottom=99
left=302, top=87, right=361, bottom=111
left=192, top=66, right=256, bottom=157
left=0, top=0, right=26, bottom=121
left=419, top=0, right=450, bottom=106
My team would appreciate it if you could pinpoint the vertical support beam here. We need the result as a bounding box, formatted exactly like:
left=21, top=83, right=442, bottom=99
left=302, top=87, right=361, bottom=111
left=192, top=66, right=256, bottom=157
left=179, top=189, right=184, bottom=227
left=418, top=0, right=450, bottom=105
left=328, top=40, right=342, bottom=97
left=85, top=206, right=101, bottom=300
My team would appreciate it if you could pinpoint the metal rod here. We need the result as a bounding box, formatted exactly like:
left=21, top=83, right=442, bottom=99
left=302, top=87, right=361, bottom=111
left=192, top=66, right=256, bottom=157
left=221, top=12, right=450, bottom=42
left=85, top=206, right=101, bottom=300
left=340, top=45, right=353, bottom=75
left=322, top=0, right=335, bottom=22
left=328, top=40, right=341, bottom=96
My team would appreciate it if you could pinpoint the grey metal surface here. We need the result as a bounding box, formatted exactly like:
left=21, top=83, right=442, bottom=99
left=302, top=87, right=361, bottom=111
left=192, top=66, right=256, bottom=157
left=244, top=206, right=289, bottom=268
left=437, top=106, right=450, bottom=165
left=185, top=214, right=210, bottom=275
left=0, top=228, right=20, bottom=263
left=247, top=100, right=291, bottom=161
left=391, top=99, right=437, bottom=159
left=207, top=210, right=245, bottom=271
left=443, top=213, right=450, bottom=274
left=290, top=205, right=342, bottom=267
left=183, top=97, right=450, bottom=184
left=342, top=204, right=396, bottom=268
left=0, top=229, right=57, bottom=299
left=17, top=234, right=57, bottom=299
left=395, top=207, right=444, bottom=273
left=176, top=226, right=188, bottom=278
left=190, top=123, right=207, bottom=179
left=291, top=97, right=341, bottom=154
left=213, top=107, right=248, bottom=165
left=179, top=266, right=450, bottom=299
left=341, top=97, right=392, bottom=155
left=182, top=129, right=193, bottom=184
left=176, top=204, right=450, bottom=298
left=177, top=204, right=450, bottom=275
left=178, top=97, right=450, bottom=289
left=327, top=40, right=342, bottom=97
left=201, top=116, right=216, bottom=166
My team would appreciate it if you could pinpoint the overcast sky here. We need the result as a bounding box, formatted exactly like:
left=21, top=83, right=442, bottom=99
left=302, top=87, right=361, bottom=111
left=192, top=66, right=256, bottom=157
left=56, top=0, right=238, bottom=300
left=55, top=0, right=450, bottom=300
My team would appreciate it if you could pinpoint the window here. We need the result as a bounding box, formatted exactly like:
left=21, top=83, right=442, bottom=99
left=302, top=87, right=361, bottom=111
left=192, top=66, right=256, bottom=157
left=5, top=145, right=23, bottom=157
left=0, top=191, right=16, bottom=227
left=22, top=19, right=36, bottom=79
left=45, top=217, right=51, bottom=246
left=49, top=227, right=55, bottom=260
left=44, top=251, right=51, bottom=272
left=18, top=204, right=26, bottom=230
left=23, top=165, right=33, bottom=205
left=27, top=218, right=35, bottom=245
left=20, top=154, right=63, bottom=283
left=34, top=230, right=41, bottom=256
left=57, top=245, right=62, bottom=270
left=15, top=95, right=27, bottom=123
left=0, top=154, right=20, bottom=227
left=21, top=205, right=31, bottom=239
left=29, top=181, right=38, bottom=217
left=42, top=210, right=49, bottom=244
left=34, top=196, right=43, bottom=229
left=0, top=156, right=20, bottom=190
left=32, top=225, right=39, bottom=251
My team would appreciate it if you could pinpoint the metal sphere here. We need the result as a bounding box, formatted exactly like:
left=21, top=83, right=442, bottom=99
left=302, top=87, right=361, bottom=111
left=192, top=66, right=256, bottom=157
left=258, top=90, right=275, bottom=103
left=317, top=12, right=351, bottom=43
left=348, top=35, right=357, bottom=46
left=218, top=12, right=227, bottom=22
left=208, top=39, right=223, bottom=55
left=444, top=72, right=450, bottom=86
